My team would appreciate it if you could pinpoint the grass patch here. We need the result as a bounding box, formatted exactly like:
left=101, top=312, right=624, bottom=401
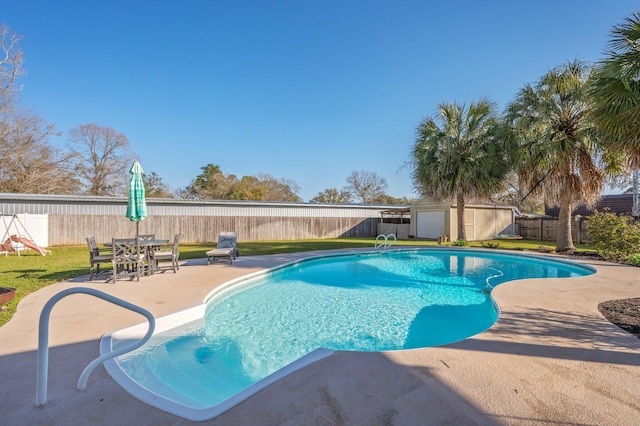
left=0, top=238, right=588, bottom=327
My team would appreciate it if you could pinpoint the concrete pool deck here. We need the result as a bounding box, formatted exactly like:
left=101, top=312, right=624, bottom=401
left=0, top=248, right=638, bottom=425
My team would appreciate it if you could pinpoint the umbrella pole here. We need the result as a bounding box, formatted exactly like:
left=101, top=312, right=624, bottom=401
left=136, top=221, right=142, bottom=277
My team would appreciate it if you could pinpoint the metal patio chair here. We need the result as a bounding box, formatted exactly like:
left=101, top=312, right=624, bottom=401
left=111, top=238, right=145, bottom=282
left=86, top=236, right=112, bottom=281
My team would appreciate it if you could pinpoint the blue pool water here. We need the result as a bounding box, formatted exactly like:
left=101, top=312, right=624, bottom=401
left=107, top=249, right=594, bottom=418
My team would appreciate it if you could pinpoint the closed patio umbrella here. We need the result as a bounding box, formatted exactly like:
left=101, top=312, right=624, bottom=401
left=126, top=161, right=147, bottom=240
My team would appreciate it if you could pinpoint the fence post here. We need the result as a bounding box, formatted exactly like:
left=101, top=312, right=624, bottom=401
left=539, top=217, right=543, bottom=241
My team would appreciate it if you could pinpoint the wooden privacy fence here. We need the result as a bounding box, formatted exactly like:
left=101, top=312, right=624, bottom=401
left=1, top=194, right=398, bottom=246
left=48, top=214, right=378, bottom=245
left=516, top=217, right=590, bottom=243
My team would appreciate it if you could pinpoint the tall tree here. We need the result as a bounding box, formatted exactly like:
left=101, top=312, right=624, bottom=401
left=311, top=188, right=353, bottom=203
left=184, top=165, right=301, bottom=201
left=258, top=173, right=301, bottom=202
left=0, top=24, right=78, bottom=194
left=225, top=174, right=301, bottom=201
left=143, top=171, right=174, bottom=198
left=411, top=99, right=511, bottom=241
left=346, top=170, right=388, bottom=203
left=506, top=61, right=607, bottom=252
left=183, top=164, right=237, bottom=200
left=590, top=11, right=640, bottom=166
left=67, top=124, right=136, bottom=196
left=0, top=112, right=79, bottom=194
left=229, top=175, right=268, bottom=200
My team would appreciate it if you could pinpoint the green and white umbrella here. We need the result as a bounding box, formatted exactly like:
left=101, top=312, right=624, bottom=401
left=126, top=161, right=147, bottom=240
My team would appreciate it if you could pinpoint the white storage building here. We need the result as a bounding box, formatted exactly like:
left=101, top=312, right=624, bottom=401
left=409, top=198, right=517, bottom=241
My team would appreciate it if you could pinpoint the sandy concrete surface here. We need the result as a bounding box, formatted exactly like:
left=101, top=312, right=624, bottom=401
left=0, top=249, right=638, bottom=425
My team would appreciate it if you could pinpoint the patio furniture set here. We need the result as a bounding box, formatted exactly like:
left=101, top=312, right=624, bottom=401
left=86, top=231, right=238, bottom=282
left=86, top=234, right=180, bottom=282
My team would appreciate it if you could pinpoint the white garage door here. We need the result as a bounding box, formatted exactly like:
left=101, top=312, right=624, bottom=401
left=416, top=211, right=445, bottom=239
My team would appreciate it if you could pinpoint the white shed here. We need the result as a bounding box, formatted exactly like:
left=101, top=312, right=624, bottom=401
left=409, top=198, right=516, bottom=241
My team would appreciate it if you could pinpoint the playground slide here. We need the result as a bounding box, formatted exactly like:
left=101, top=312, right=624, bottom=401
left=6, top=235, right=51, bottom=256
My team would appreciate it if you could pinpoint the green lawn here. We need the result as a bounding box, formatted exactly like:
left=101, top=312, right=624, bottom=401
left=0, top=238, right=593, bottom=327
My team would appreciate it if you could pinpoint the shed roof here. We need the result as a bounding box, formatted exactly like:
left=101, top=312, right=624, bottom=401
left=413, top=197, right=514, bottom=209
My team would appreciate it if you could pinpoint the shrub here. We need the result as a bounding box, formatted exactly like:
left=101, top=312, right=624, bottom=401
left=481, top=241, right=500, bottom=249
left=627, top=254, right=640, bottom=267
left=587, top=210, right=640, bottom=262
left=452, top=239, right=469, bottom=247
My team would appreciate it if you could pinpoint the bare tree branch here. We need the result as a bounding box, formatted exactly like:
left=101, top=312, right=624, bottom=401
left=0, top=23, right=24, bottom=114
left=67, top=123, right=136, bottom=196
left=346, top=170, right=388, bottom=203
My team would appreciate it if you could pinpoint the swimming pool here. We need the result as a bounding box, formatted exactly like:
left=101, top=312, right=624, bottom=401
left=102, top=248, right=594, bottom=421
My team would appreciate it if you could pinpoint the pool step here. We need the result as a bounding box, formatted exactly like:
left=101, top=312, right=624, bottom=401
left=130, top=335, right=255, bottom=408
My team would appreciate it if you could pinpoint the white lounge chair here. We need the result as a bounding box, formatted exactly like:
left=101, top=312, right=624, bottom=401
left=206, top=231, right=238, bottom=265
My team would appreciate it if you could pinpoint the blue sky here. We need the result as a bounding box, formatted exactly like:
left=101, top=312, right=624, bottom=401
left=2, top=1, right=637, bottom=201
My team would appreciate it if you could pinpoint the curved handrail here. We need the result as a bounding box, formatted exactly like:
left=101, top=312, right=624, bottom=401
left=374, top=233, right=397, bottom=249
left=36, top=287, right=155, bottom=407
left=385, top=234, right=397, bottom=248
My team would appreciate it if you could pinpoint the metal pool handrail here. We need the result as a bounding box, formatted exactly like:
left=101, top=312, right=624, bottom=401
left=36, top=287, right=155, bottom=407
left=374, top=233, right=397, bottom=249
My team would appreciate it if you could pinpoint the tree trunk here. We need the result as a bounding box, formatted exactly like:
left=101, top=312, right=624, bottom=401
left=556, top=187, right=575, bottom=253
left=457, top=192, right=466, bottom=241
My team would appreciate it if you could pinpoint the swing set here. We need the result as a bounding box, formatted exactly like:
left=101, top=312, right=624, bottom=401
left=1, top=214, right=52, bottom=256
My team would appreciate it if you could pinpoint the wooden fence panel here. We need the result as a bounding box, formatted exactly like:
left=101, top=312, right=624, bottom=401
left=48, top=215, right=377, bottom=245
left=516, top=217, right=590, bottom=243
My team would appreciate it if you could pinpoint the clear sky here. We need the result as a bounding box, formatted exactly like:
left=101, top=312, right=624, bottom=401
left=2, top=1, right=637, bottom=201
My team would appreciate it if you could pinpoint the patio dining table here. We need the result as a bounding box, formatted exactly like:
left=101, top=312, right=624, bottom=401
left=104, top=238, right=170, bottom=276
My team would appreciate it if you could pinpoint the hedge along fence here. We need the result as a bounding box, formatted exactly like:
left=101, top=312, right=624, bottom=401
left=516, top=217, right=590, bottom=243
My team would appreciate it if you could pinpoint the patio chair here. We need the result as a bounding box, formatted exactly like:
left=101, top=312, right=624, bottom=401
left=139, top=234, right=155, bottom=241
left=206, top=231, right=238, bottom=265
left=111, top=238, right=145, bottom=282
left=152, top=234, right=180, bottom=273
left=86, top=236, right=112, bottom=281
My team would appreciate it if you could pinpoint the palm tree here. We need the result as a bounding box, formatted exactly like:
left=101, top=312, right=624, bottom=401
left=411, top=99, right=511, bottom=241
left=506, top=60, right=606, bottom=252
left=590, top=11, right=640, bottom=166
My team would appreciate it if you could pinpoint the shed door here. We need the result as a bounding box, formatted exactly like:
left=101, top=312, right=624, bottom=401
left=464, top=209, right=475, bottom=241
left=416, top=211, right=445, bottom=239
